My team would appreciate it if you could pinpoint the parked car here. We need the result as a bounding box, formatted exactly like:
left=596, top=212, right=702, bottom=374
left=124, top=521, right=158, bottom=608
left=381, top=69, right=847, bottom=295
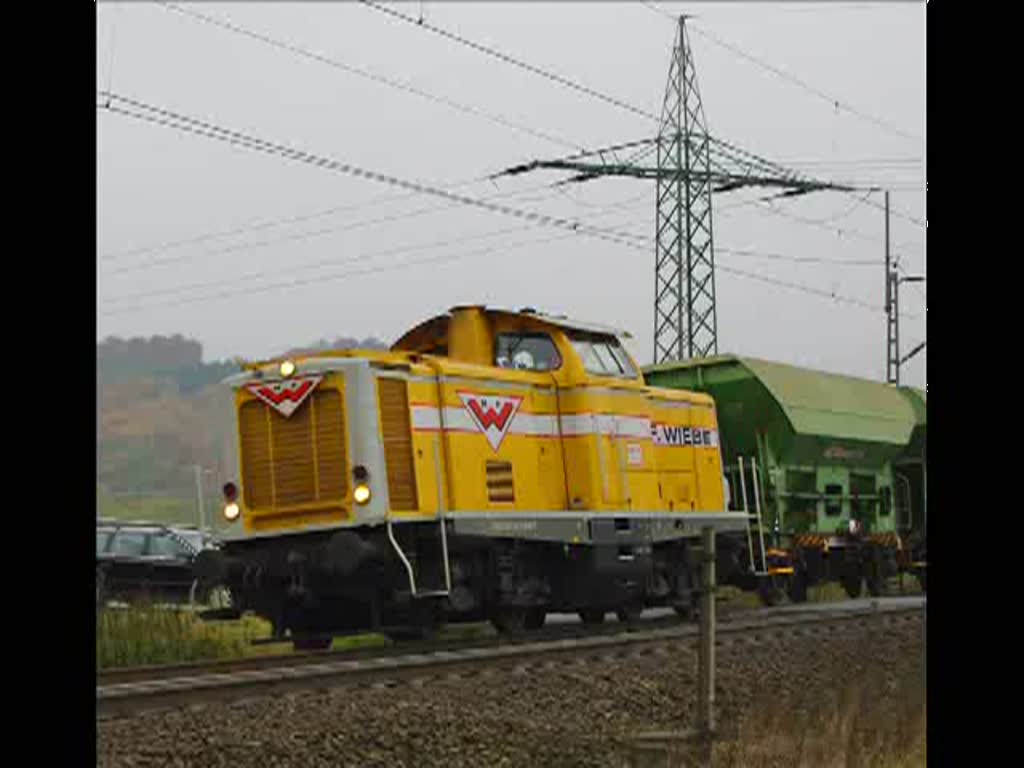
left=96, top=519, right=221, bottom=607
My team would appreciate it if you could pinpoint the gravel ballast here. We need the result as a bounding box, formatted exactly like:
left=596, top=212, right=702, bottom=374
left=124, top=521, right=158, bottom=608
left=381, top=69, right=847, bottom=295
left=98, top=612, right=925, bottom=767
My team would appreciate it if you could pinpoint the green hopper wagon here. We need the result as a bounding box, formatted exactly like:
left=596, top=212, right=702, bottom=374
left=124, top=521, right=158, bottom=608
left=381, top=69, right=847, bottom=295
left=645, top=355, right=922, bottom=604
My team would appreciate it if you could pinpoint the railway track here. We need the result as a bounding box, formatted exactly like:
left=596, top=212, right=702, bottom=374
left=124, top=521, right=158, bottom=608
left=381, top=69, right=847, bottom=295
left=98, top=613, right=678, bottom=687
left=97, top=598, right=923, bottom=718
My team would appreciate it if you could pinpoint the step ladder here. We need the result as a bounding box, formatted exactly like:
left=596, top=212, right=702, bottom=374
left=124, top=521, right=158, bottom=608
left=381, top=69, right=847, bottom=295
left=386, top=434, right=451, bottom=599
left=731, top=455, right=769, bottom=578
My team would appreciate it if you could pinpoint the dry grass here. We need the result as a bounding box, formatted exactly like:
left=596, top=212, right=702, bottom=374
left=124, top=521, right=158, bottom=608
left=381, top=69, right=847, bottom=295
left=711, top=678, right=925, bottom=767
left=625, top=668, right=926, bottom=768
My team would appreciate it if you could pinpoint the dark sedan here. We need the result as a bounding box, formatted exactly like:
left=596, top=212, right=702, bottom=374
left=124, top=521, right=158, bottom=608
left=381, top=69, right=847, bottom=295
left=96, top=520, right=218, bottom=606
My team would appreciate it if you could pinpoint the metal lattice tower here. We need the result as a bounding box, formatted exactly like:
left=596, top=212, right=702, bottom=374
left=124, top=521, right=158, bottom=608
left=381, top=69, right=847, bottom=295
left=654, top=16, right=716, bottom=363
left=498, top=17, right=860, bottom=365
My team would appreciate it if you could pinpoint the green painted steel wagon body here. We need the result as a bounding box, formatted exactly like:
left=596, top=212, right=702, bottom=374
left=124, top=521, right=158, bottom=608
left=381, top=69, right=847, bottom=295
left=895, top=386, right=927, bottom=589
left=644, top=355, right=921, bottom=601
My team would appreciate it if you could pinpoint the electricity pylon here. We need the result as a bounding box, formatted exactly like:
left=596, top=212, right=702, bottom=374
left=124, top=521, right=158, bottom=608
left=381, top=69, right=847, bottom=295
left=500, top=16, right=858, bottom=363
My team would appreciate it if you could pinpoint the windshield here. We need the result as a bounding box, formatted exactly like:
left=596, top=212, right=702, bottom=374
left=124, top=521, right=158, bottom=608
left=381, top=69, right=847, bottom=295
left=494, top=333, right=561, bottom=372
left=569, top=334, right=638, bottom=379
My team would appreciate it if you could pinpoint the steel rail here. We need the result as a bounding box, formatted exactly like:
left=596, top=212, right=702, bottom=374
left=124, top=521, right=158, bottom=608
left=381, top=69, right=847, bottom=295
left=98, top=601, right=923, bottom=718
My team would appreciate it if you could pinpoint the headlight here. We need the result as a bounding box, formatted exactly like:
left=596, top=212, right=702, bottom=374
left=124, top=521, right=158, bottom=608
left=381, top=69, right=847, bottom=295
left=224, top=502, right=241, bottom=521
left=279, top=360, right=296, bottom=378
left=353, top=484, right=371, bottom=505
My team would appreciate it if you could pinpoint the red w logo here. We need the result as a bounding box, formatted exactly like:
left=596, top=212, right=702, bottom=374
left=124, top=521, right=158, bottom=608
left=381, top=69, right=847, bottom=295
left=467, top=400, right=515, bottom=431
left=458, top=392, right=523, bottom=451
left=245, top=375, right=324, bottom=418
left=255, top=380, right=314, bottom=405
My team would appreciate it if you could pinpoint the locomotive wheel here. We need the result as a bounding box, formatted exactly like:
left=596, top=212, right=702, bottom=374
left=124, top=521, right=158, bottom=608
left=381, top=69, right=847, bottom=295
left=524, top=607, right=547, bottom=631
left=291, top=633, right=333, bottom=651
left=578, top=608, right=606, bottom=626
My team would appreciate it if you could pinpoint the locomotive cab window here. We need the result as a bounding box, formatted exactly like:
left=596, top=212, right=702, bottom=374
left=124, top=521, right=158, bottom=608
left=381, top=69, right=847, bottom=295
left=824, top=484, right=843, bottom=517
left=569, top=333, right=638, bottom=379
left=494, top=333, right=562, bottom=372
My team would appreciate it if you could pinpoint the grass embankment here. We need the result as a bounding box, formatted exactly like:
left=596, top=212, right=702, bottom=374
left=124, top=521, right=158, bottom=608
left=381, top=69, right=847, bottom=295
left=96, top=605, right=496, bottom=670
left=709, top=681, right=926, bottom=767
left=97, top=607, right=264, bottom=669
left=633, top=676, right=926, bottom=768
left=97, top=580, right=919, bottom=670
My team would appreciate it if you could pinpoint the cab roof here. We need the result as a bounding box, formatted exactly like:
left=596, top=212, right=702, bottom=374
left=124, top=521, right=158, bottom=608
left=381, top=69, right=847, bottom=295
left=391, top=305, right=632, bottom=351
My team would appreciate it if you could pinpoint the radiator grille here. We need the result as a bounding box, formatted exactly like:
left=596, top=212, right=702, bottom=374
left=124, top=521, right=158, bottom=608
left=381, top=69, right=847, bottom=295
left=377, top=378, right=418, bottom=511
left=486, top=461, right=515, bottom=504
left=238, top=388, right=347, bottom=510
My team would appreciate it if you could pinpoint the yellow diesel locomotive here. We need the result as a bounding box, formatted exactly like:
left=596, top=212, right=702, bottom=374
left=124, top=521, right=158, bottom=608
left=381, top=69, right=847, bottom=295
left=196, top=306, right=747, bottom=647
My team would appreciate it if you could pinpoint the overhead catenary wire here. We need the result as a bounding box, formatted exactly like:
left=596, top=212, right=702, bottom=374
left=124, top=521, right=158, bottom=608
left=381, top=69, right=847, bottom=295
left=99, top=174, right=517, bottom=263
left=102, top=181, right=570, bottom=276
left=344, top=3, right=929, bottom=241
left=103, top=194, right=656, bottom=305
left=360, top=1, right=926, bottom=244
left=639, top=2, right=923, bottom=144
left=740, top=197, right=924, bottom=255
left=157, top=2, right=583, bottom=151
left=102, top=189, right=881, bottom=309
left=101, top=221, right=649, bottom=317
left=97, top=92, right=650, bottom=248
left=101, top=220, right=914, bottom=321
left=358, top=0, right=659, bottom=124
left=98, top=92, right=919, bottom=322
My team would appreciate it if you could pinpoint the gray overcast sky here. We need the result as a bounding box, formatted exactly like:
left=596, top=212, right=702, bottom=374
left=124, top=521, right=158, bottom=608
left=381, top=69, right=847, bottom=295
left=96, top=1, right=926, bottom=388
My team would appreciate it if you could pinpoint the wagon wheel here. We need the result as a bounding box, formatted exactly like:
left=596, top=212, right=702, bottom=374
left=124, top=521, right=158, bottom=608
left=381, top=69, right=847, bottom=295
left=865, top=562, right=885, bottom=597
left=491, top=606, right=528, bottom=635
left=615, top=601, right=643, bottom=626
left=523, top=607, right=547, bottom=631
left=578, top=608, right=606, bottom=626
left=673, top=590, right=699, bottom=621
left=859, top=544, right=887, bottom=598
left=788, top=567, right=809, bottom=604
left=673, top=602, right=695, bottom=621
left=758, top=576, right=785, bottom=607
left=841, top=561, right=863, bottom=599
